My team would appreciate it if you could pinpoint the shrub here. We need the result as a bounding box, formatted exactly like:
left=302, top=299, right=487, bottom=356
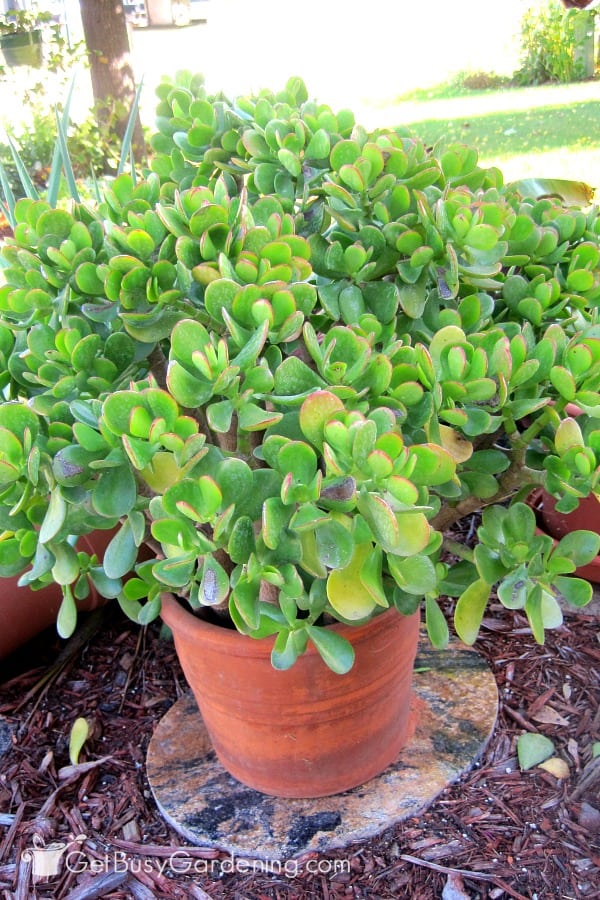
left=514, top=0, right=595, bottom=84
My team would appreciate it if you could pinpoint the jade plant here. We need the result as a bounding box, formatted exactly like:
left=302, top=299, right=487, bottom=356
left=1, top=74, right=600, bottom=673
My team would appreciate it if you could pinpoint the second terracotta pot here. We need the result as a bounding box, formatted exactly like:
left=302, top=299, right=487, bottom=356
left=160, top=593, right=421, bottom=798
left=0, top=529, right=115, bottom=661
left=529, top=488, right=600, bottom=583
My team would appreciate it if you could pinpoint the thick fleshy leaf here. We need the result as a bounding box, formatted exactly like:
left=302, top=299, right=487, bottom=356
left=271, top=630, right=300, bottom=670
left=425, top=596, right=449, bottom=648
left=553, top=575, right=593, bottom=608
left=230, top=577, right=260, bottom=630
left=39, top=490, right=66, bottom=544
left=358, top=493, right=430, bottom=556
left=57, top=586, right=77, bottom=639
left=299, top=390, right=344, bottom=448
left=69, top=718, right=89, bottom=766
left=93, top=465, right=137, bottom=518
left=167, top=362, right=212, bottom=408
left=454, top=579, right=491, bottom=645
left=409, top=444, right=456, bottom=485
left=525, top=584, right=545, bottom=644
left=497, top=566, right=529, bottom=609
left=305, top=624, right=355, bottom=674
left=555, top=530, right=600, bottom=567
left=315, top=519, right=354, bottom=570
left=554, top=418, right=584, bottom=456
left=153, top=555, right=195, bottom=588
left=359, top=546, right=388, bottom=607
left=228, top=516, right=255, bottom=564
left=262, top=496, right=290, bottom=549
left=201, top=556, right=229, bottom=606
left=327, top=543, right=378, bottom=619
left=517, top=732, right=555, bottom=771
left=387, top=554, right=437, bottom=595
left=104, top=520, right=138, bottom=579
left=51, top=542, right=80, bottom=585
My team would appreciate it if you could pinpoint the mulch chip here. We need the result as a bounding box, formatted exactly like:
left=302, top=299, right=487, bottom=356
left=0, top=599, right=598, bottom=899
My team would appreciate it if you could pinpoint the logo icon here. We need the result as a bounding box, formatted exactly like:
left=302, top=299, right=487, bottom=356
left=22, top=833, right=86, bottom=882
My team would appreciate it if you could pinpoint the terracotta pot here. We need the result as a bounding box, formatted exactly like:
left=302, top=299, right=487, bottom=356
left=160, top=592, right=421, bottom=798
left=0, top=529, right=115, bottom=660
left=528, top=488, right=600, bottom=583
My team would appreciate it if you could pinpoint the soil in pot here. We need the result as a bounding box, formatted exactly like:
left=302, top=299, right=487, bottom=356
left=160, top=593, right=421, bottom=798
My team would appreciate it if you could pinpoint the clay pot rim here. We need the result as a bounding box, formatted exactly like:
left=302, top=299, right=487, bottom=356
left=160, top=591, right=406, bottom=660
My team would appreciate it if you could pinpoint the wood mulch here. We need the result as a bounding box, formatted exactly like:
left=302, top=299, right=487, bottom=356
left=0, top=599, right=599, bottom=899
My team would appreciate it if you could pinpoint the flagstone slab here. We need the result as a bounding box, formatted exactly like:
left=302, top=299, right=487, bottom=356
left=147, top=639, right=498, bottom=860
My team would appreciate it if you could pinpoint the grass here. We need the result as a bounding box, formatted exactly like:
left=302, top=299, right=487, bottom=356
left=371, top=79, right=600, bottom=196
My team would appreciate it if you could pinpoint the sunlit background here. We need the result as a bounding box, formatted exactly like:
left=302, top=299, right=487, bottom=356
left=131, top=0, right=534, bottom=115
left=1, top=0, right=598, bottom=193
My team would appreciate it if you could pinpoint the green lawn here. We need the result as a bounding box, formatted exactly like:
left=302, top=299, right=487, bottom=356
left=369, top=80, right=600, bottom=197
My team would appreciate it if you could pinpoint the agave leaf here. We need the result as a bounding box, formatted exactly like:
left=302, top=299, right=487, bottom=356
left=7, top=135, right=39, bottom=201
left=48, top=77, right=77, bottom=208
left=54, top=109, right=80, bottom=202
left=0, top=160, right=16, bottom=226
left=509, top=178, right=594, bottom=205
left=117, top=78, right=145, bottom=176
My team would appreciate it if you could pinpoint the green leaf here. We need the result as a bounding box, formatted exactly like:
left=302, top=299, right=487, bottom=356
left=153, top=555, right=195, bottom=588
left=69, top=717, right=89, bottom=765
left=517, top=733, right=555, bottom=771
left=525, top=584, right=545, bottom=644
left=39, top=491, right=67, bottom=544
left=387, top=554, right=437, bottom=595
left=230, top=577, right=260, bottom=630
left=271, top=630, right=300, bottom=670
left=57, top=586, right=77, bottom=639
left=299, top=390, right=344, bottom=448
left=51, top=542, right=80, bottom=585
left=94, top=465, right=137, bottom=518
left=277, top=147, right=301, bottom=177
left=553, top=576, right=593, bottom=608
left=117, top=79, right=145, bottom=176
left=425, top=596, right=449, bottom=648
left=138, top=593, right=161, bottom=625
left=474, top=545, right=508, bottom=585
left=497, top=566, right=529, bottom=609
left=555, top=530, right=600, bottom=567
left=454, top=579, right=491, bottom=645
left=200, top=556, right=229, bottom=606
left=315, top=519, right=354, bottom=569
left=54, top=109, right=80, bottom=202
left=326, top=543, right=378, bottom=619
left=104, top=520, right=138, bottom=579
left=359, top=546, right=388, bottom=607
left=409, top=444, right=456, bottom=486
left=228, top=515, right=255, bottom=564
left=305, top=624, right=355, bottom=674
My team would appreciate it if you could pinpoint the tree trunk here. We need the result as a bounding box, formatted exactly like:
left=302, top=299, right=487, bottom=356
left=78, top=0, right=145, bottom=164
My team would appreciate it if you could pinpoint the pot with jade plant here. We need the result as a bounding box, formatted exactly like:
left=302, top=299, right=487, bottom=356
left=1, top=74, right=600, bottom=797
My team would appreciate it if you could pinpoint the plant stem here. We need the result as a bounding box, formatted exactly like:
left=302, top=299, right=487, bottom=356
left=432, top=442, right=543, bottom=532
